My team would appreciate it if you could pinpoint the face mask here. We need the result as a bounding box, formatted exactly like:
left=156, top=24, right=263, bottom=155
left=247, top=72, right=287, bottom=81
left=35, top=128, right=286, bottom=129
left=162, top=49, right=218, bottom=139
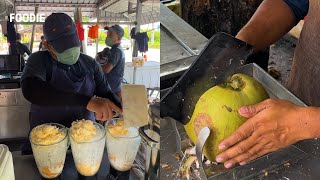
left=56, top=47, right=80, bottom=65
left=105, top=37, right=114, bottom=47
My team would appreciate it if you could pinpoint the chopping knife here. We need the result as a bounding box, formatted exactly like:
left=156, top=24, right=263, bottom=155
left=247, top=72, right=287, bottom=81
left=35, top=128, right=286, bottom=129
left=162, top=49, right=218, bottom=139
left=122, top=84, right=149, bottom=127
left=196, top=127, right=211, bottom=179
left=160, top=32, right=254, bottom=125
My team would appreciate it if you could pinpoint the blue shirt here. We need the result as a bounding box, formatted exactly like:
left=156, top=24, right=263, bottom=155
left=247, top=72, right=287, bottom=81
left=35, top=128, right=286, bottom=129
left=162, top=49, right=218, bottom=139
left=284, top=0, right=309, bottom=21
left=105, top=43, right=125, bottom=93
left=21, top=51, right=111, bottom=97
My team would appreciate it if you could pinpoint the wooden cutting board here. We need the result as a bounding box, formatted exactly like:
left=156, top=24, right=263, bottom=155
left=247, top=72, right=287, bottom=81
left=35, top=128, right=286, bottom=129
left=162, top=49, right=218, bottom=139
left=122, top=84, right=149, bottom=127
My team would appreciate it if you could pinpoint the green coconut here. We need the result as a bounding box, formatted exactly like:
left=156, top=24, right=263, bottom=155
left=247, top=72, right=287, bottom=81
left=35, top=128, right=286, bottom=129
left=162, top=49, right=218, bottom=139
left=184, top=73, right=269, bottom=161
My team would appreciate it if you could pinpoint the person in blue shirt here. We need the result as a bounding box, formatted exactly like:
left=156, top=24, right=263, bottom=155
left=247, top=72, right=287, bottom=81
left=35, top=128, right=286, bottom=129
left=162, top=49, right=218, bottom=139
left=97, top=25, right=125, bottom=99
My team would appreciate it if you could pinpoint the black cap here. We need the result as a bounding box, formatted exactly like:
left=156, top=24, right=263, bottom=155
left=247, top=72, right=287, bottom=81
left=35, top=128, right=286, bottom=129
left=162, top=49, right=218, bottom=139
left=43, top=13, right=80, bottom=53
left=104, top=25, right=124, bottom=38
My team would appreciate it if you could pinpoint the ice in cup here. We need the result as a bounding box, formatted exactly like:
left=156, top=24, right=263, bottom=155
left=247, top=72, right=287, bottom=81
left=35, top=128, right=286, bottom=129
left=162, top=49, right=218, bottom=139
left=69, top=120, right=106, bottom=176
left=105, top=119, right=141, bottom=171
left=30, top=123, right=69, bottom=179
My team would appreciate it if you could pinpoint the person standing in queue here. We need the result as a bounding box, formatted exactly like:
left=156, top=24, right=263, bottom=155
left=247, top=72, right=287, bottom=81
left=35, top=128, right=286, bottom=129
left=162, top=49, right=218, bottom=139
left=21, top=13, right=122, bottom=155
left=16, top=33, right=31, bottom=70
left=38, top=35, right=47, bottom=51
left=98, top=25, right=125, bottom=99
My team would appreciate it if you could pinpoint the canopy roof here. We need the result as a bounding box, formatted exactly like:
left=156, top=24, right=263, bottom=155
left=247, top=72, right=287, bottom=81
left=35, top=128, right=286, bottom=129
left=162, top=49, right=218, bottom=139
left=3, top=0, right=159, bottom=25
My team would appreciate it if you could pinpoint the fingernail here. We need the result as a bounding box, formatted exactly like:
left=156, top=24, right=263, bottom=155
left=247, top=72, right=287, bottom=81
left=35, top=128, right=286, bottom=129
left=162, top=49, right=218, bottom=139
left=216, top=157, right=223, bottom=163
left=218, top=144, right=226, bottom=150
left=225, top=163, right=233, bottom=168
left=239, top=162, right=246, bottom=166
left=239, top=107, right=248, bottom=114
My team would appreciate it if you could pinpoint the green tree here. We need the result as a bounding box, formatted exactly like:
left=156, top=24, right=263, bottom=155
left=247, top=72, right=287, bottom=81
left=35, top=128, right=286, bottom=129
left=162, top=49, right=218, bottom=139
left=98, top=31, right=106, bottom=44
left=146, top=30, right=160, bottom=49
left=1, top=33, right=7, bottom=42
left=82, top=17, right=89, bottom=22
left=123, top=26, right=130, bottom=39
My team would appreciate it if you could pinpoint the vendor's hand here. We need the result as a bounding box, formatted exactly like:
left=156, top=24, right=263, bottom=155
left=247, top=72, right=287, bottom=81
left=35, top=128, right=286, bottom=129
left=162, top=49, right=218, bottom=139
left=216, top=99, right=309, bottom=168
left=86, top=96, right=122, bottom=121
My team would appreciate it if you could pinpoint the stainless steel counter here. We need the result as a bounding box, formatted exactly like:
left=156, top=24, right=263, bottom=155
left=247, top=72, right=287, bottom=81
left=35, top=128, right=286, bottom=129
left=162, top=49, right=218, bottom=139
left=13, top=150, right=140, bottom=180
left=0, top=88, right=30, bottom=140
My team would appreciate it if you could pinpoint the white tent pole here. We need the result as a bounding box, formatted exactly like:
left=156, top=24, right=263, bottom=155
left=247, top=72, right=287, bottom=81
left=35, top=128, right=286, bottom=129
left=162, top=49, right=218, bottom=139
left=75, top=7, right=87, bottom=54
left=132, top=0, right=142, bottom=84
left=14, top=5, right=18, bottom=34
left=132, top=0, right=142, bottom=58
left=29, top=6, right=38, bottom=52
left=96, top=8, right=99, bottom=55
left=151, top=23, right=155, bottom=45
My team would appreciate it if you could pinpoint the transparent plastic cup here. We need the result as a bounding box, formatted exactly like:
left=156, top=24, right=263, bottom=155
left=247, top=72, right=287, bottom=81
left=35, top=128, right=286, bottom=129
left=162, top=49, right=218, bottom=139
left=105, top=118, right=142, bottom=171
left=30, top=123, right=69, bottom=179
left=70, top=122, right=106, bottom=176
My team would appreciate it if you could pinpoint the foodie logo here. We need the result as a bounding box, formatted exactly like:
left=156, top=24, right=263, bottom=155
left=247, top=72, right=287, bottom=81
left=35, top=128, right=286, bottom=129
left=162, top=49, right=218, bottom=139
left=8, top=13, right=45, bottom=23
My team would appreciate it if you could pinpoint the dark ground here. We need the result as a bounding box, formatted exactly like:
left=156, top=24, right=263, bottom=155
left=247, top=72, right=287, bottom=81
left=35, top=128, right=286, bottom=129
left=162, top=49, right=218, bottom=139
left=268, top=34, right=297, bottom=86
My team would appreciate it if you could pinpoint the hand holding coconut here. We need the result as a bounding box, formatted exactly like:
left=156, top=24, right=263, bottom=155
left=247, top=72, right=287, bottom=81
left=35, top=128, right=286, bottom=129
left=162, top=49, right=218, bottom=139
left=184, top=74, right=269, bottom=162
left=184, top=73, right=320, bottom=170
left=216, top=99, right=314, bottom=168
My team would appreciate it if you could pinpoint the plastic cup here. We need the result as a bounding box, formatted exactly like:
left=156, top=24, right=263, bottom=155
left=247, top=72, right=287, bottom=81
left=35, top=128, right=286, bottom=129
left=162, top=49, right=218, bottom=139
left=70, top=122, right=106, bottom=176
left=30, top=123, right=69, bottom=179
left=105, top=118, right=141, bottom=171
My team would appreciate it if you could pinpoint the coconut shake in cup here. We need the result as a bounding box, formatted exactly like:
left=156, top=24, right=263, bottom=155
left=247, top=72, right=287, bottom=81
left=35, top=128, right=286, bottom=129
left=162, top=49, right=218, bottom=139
left=70, top=120, right=106, bottom=176
left=30, top=123, right=69, bottom=179
left=105, top=118, right=141, bottom=171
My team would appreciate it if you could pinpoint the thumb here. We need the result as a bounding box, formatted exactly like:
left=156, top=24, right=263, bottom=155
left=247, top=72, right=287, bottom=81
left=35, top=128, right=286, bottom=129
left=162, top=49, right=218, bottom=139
left=95, top=112, right=103, bottom=121
left=109, top=101, right=123, bottom=114
left=238, top=99, right=270, bottom=118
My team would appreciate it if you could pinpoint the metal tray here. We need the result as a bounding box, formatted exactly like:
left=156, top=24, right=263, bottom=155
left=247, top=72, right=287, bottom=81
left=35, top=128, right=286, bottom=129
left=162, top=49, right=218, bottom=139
left=160, top=63, right=320, bottom=180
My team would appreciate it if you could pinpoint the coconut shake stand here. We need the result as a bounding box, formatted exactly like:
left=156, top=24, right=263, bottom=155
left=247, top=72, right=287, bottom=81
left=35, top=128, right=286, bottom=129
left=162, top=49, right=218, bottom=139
left=160, top=32, right=319, bottom=179
left=3, top=85, right=157, bottom=180
left=0, top=13, right=152, bottom=180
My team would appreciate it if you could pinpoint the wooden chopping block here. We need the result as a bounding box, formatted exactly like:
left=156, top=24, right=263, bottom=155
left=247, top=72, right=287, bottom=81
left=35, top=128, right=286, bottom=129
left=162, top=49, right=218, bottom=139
left=122, top=84, right=149, bottom=127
